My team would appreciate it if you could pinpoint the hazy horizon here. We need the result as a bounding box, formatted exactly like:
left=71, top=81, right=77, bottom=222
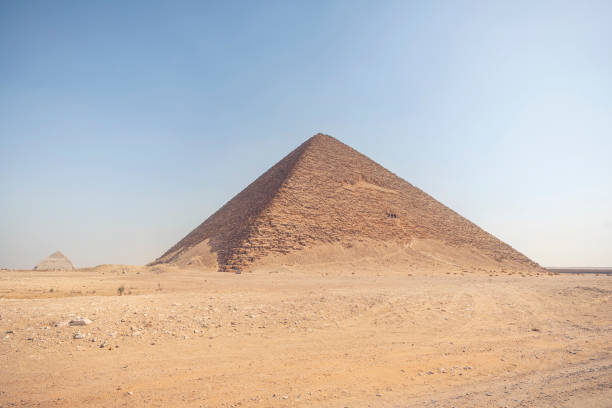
left=1, top=1, right=611, bottom=268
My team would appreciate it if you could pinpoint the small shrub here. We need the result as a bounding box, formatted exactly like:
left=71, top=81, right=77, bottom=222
left=117, top=285, right=125, bottom=296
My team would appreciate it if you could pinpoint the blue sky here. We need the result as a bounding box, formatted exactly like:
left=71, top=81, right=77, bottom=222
left=1, top=1, right=610, bottom=268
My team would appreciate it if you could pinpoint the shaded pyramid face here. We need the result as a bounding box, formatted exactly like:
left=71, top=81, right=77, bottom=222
left=153, top=134, right=540, bottom=272
left=34, top=251, right=75, bottom=271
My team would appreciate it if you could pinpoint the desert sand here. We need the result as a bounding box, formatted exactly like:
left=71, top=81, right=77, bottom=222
left=1, top=265, right=610, bottom=407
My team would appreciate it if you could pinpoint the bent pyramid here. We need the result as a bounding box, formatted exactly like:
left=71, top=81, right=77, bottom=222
left=34, top=251, right=75, bottom=271
left=153, top=134, right=541, bottom=273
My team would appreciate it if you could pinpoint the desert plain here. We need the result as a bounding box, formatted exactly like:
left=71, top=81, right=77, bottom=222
left=1, top=264, right=610, bottom=408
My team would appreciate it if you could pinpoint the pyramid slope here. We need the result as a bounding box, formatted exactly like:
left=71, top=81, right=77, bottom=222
left=34, top=251, right=75, bottom=271
left=154, top=138, right=310, bottom=269
left=153, top=134, right=541, bottom=272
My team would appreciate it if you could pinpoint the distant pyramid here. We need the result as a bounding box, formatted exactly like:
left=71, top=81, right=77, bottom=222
left=152, top=134, right=541, bottom=272
left=34, top=251, right=75, bottom=271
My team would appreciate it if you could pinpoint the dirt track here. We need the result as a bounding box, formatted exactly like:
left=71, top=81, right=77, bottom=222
left=1, top=266, right=610, bottom=407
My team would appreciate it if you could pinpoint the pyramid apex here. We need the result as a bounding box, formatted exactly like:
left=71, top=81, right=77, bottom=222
left=306, top=133, right=346, bottom=149
left=309, top=132, right=336, bottom=141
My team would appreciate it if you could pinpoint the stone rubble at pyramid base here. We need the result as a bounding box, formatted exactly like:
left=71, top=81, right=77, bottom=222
left=170, top=238, right=544, bottom=276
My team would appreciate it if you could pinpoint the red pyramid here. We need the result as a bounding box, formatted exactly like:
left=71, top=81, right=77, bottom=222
left=152, top=134, right=541, bottom=273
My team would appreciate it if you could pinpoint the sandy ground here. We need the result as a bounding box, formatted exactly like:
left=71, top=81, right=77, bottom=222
left=0, top=266, right=610, bottom=407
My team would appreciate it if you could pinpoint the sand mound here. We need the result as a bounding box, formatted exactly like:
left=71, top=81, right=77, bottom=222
left=152, top=133, right=542, bottom=273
